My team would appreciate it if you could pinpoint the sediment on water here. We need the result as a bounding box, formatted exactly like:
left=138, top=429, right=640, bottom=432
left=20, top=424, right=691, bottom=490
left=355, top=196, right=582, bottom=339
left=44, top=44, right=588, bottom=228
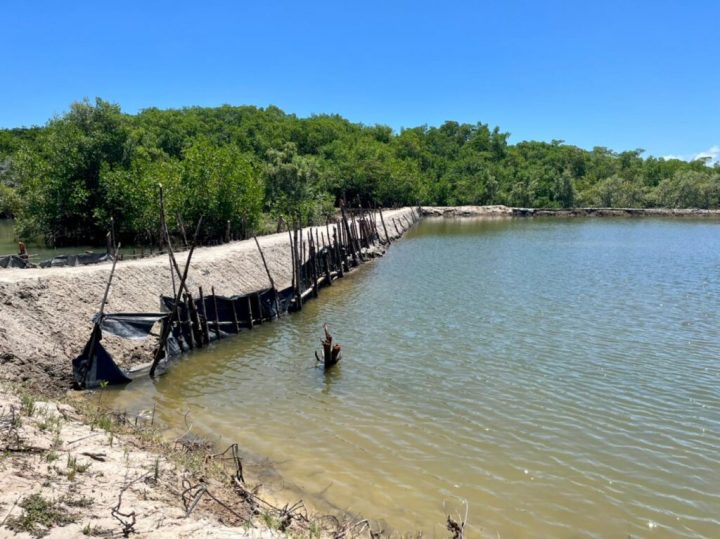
left=0, top=208, right=417, bottom=396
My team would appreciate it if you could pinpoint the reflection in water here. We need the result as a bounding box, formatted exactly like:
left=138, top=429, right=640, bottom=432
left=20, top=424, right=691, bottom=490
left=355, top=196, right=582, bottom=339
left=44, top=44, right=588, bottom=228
left=321, top=364, right=343, bottom=395
left=105, top=218, right=720, bottom=538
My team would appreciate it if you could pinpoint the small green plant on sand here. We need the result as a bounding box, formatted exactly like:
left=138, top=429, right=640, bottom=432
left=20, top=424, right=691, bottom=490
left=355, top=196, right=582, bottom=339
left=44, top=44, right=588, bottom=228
left=5, top=493, right=76, bottom=537
left=20, top=394, right=36, bottom=417
left=65, top=454, right=91, bottom=481
left=261, top=511, right=278, bottom=530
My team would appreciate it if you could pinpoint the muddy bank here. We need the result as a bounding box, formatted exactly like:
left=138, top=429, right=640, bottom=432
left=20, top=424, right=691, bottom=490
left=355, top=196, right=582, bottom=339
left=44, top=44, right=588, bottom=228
left=420, top=205, right=513, bottom=217
left=512, top=207, right=720, bottom=217
left=421, top=205, right=720, bottom=218
left=0, top=208, right=415, bottom=396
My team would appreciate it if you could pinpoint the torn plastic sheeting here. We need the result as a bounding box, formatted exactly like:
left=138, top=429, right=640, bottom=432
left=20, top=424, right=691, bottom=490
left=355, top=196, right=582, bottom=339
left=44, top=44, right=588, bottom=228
left=93, top=313, right=168, bottom=340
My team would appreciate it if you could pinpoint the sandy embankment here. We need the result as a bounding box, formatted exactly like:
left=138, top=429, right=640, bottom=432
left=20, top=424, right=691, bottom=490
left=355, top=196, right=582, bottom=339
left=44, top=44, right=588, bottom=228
left=0, top=386, right=264, bottom=538
left=0, top=208, right=416, bottom=395
left=0, top=208, right=416, bottom=538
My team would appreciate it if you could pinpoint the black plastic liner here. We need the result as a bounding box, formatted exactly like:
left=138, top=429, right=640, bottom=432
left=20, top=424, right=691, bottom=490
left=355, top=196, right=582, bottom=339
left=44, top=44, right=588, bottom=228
left=72, top=325, right=133, bottom=389
left=0, top=255, right=33, bottom=268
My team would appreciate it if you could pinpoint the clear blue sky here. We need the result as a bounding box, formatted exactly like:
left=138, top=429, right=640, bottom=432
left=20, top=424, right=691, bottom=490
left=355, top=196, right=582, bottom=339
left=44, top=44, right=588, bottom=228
left=2, top=0, right=718, bottom=161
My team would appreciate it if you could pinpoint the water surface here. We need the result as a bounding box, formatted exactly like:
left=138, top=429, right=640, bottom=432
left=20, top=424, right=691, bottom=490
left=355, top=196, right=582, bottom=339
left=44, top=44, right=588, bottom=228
left=105, top=218, right=720, bottom=538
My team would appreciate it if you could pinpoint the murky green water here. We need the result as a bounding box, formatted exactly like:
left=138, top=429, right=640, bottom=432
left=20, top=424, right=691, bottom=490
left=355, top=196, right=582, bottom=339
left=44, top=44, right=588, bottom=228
left=104, top=218, right=720, bottom=538
left=0, top=219, right=97, bottom=259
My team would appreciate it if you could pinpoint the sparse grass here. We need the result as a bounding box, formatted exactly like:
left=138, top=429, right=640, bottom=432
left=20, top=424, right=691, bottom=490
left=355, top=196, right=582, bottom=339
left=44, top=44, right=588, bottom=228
left=61, top=494, right=93, bottom=508
left=20, top=394, right=36, bottom=417
left=308, top=521, right=322, bottom=539
left=261, top=510, right=279, bottom=530
left=38, top=415, right=62, bottom=433
left=92, top=413, right=114, bottom=433
left=45, top=451, right=59, bottom=463
left=5, top=493, right=76, bottom=537
left=65, top=454, right=91, bottom=481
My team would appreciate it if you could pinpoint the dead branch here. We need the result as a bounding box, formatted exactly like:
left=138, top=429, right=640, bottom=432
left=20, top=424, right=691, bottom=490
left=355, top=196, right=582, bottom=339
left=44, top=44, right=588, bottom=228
left=111, top=472, right=150, bottom=537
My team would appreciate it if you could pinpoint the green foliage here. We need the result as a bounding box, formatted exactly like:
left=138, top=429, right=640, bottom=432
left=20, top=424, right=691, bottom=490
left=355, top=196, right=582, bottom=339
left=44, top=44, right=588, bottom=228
left=265, top=142, right=328, bottom=224
left=5, top=493, right=76, bottom=537
left=180, top=138, right=263, bottom=239
left=1, top=98, right=718, bottom=246
left=653, top=170, right=720, bottom=208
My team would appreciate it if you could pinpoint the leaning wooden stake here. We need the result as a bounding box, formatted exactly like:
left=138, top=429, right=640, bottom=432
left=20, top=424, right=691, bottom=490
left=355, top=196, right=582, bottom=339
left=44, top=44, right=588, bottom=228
left=211, top=286, right=222, bottom=340
left=253, top=236, right=281, bottom=317
left=198, top=286, right=211, bottom=345
left=150, top=243, right=196, bottom=377
left=86, top=242, right=122, bottom=365
left=98, top=243, right=121, bottom=318
left=379, top=208, right=391, bottom=244
left=340, top=206, right=359, bottom=267
left=150, top=217, right=203, bottom=377
left=158, top=185, right=177, bottom=297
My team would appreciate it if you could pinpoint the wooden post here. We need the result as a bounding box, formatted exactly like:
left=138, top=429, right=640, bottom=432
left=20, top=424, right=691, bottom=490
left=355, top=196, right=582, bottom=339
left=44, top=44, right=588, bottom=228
left=230, top=297, right=241, bottom=333
left=110, top=216, right=117, bottom=253
left=158, top=185, right=178, bottom=297
left=150, top=218, right=202, bottom=377
left=211, top=286, right=222, bottom=340
left=197, top=286, right=211, bottom=345
left=333, top=228, right=344, bottom=277
left=340, top=206, right=359, bottom=267
left=379, top=208, right=391, bottom=244
left=253, top=236, right=281, bottom=317
left=83, top=242, right=122, bottom=382
left=309, top=231, right=319, bottom=298
left=246, top=295, right=254, bottom=329
left=288, top=229, right=296, bottom=296
left=293, top=225, right=302, bottom=310
left=182, top=294, right=195, bottom=350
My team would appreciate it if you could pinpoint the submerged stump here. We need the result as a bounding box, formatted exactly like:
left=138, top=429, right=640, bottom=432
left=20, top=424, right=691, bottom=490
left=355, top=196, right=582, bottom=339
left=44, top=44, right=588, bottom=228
left=315, top=324, right=342, bottom=369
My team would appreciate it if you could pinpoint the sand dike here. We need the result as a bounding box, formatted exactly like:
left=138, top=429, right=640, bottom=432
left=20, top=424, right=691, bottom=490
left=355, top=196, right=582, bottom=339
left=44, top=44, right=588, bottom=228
left=0, top=208, right=417, bottom=395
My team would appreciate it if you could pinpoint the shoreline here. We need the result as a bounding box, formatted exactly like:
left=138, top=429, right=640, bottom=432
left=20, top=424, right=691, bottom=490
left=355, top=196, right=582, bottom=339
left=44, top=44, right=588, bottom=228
left=421, top=205, right=720, bottom=218
left=0, top=383, right=372, bottom=538
left=0, top=208, right=416, bottom=396
left=0, top=208, right=417, bottom=538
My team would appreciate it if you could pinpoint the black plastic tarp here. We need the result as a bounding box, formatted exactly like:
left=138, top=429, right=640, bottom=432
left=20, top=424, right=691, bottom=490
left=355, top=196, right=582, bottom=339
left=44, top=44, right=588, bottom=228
left=93, top=313, right=168, bottom=340
left=0, top=255, right=33, bottom=269
left=40, top=252, right=113, bottom=268
left=72, top=325, right=132, bottom=389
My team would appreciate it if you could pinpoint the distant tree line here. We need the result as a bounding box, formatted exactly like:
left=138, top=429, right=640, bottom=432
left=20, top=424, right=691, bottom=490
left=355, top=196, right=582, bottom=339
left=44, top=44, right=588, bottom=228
left=0, top=98, right=717, bottom=246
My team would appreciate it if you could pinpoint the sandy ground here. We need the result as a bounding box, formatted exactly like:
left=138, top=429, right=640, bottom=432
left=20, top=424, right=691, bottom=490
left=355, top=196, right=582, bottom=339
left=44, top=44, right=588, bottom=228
left=0, top=385, right=287, bottom=538
left=0, top=208, right=416, bottom=395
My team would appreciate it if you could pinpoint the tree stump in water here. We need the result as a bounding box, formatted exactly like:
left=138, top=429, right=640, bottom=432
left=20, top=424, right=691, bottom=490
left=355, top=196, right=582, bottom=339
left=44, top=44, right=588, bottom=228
left=315, top=324, right=342, bottom=369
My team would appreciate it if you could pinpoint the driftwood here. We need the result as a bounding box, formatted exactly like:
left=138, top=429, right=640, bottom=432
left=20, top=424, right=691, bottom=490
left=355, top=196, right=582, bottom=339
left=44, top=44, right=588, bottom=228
left=315, top=324, right=342, bottom=369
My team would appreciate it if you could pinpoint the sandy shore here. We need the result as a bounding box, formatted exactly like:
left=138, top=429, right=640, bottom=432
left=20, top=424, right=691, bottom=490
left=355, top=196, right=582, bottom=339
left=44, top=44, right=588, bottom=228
left=0, top=210, right=419, bottom=538
left=0, top=383, right=373, bottom=538
left=0, top=208, right=415, bottom=396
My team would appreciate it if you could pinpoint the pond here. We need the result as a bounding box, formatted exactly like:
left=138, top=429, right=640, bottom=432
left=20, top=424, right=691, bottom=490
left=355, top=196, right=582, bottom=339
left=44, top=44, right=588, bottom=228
left=104, top=217, right=720, bottom=538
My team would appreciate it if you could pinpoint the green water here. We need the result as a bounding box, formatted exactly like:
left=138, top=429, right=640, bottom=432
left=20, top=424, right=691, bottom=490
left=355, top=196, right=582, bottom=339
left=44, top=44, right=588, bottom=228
left=104, top=218, right=720, bottom=538
left=0, top=219, right=98, bottom=259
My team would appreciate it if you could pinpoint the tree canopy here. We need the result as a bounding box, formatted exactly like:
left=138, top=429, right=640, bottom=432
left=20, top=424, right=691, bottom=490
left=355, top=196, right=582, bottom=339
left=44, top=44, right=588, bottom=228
left=1, top=98, right=717, bottom=245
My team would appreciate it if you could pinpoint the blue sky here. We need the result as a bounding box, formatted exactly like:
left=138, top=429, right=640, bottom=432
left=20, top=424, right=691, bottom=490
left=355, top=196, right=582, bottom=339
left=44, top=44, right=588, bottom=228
left=2, top=0, right=718, bottom=161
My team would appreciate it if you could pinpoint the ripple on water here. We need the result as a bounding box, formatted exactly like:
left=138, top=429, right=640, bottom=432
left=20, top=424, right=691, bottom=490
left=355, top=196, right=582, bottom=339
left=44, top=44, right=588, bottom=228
left=105, top=218, right=720, bottom=538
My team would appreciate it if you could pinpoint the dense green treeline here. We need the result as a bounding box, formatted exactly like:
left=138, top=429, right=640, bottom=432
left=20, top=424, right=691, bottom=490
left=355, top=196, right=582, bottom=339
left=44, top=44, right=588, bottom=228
left=0, top=98, right=717, bottom=246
